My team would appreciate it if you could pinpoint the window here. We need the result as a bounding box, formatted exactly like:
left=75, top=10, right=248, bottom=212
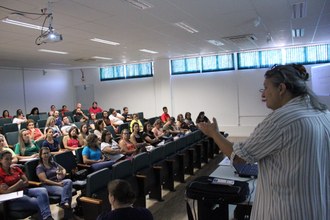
left=238, top=44, right=330, bottom=69
left=202, top=54, right=234, bottom=72
left=171, top=57, right=201, bottom=75
left=126, top=63, right=153, bottom=79
left=100, top=65, right=125, bottom=81
left=100, top=62, right=153, bottom=81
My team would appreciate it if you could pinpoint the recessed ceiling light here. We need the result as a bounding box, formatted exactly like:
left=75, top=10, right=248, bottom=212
left=207, top=40, right=224, bottom=46
left=139, top=49, right=158, bottom=54
left=174, top=22, right=198, bottom=33
left=124, top=0, right=153, bottom=10
left=292, top=28, right=304, bottom=37
left=90, top=38, right=120, bottom=46
left=92, top=56, right=112, bottom=60
left=38, top=49, right=68, bottom=54
left=2, top=18, right=49, bottom=31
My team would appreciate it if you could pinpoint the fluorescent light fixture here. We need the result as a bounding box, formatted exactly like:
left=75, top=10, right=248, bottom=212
left=90, top=38, right=120, bottom=46
left=38, top=49, right=68, bottom=54
left=292, top=2, right=306, bottom=19
left=125, top=0, right=153, bottom=10
left=207, top=40, right=224, bottom=46
left=2, top=18, right=49, bottom=31
left=174, top=22, right=198, bottom=33
left=139, top=49, right=158, bottom=54
left=292, top=28, right=304, bottom=37
left=92, top=56, right=112, bottom=60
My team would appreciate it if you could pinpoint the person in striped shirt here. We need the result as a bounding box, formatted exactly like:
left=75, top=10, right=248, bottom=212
left=198, top=64, right=329, bottom=220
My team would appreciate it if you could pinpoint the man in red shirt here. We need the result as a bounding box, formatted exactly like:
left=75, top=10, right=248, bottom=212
left=160, top=106, right=170, bottom=123
left=89, top=101, right=103, bottom=115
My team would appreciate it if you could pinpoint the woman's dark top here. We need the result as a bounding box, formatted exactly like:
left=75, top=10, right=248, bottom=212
left=97, top=207, right=153, bottom=220
left=42, top=139, right=60, bottom=152
left=143, top=131, right=161, bottom=146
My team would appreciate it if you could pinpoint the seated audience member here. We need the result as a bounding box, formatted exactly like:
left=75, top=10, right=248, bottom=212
left=2, top=109, right=12, bottom=118
left=73, top=108, right=89, bottom=123
left=93, top=119, right=105, bottom=140
left=100, top=130, right=125, bottom=162
left=176, top=114, right=189, bottom=130
left=0, top=134, right=18, bottom=163
left=14, top=129, right=40, bottom=161
left=122, top=107, right=132, bottom=122
left=0, top=151, right=54, bottom=220
left=129, top=113, right=143, bottom=132
left=118, top=129, right=137, bottom=156
left=49, top=105, right=56, bottom=116
left=102, top=111, right=112, bottom=126
left=42, top=128, right=64, bottom=155
left=97, top=179, right=153, bottom=220
left=160, top=106, right=170, bottom=123
left=26, top=119, right=44, bottom=142
left=152, top=119, right=165, bottom=139
left=79, top=123, right=89, bottom=145
left=16, top=109, right=24, bottom=117
left=12, top=112, right=27, bottom=129
left=45, top=116, right=62, bottom=138
left=87, top=112, right=97, bottom=130
left=82, top=133, right=115, bottom=171
left=143, top=122, right=161, bottom=146
left=54, top=110, right=62, bottom=128
left=30, top=107, right=40, bottom=116
left=163, top=117, right=182, bottom=137
left=195, top=111, right=210, bottom=124
left=61, top=116, right=77, bottom=136
left=130, top=122, right=151, bottom=151
left=89, top=101, right=103, bottom=115
left=61, top=105, right=70, bottom=117
left=184, top=112, right=195, bottom=128
left=36, top=147, right=73, bottom=210
left=109, top=108, right=124, bottom=132
left=62, top=127, right=84, bottom=151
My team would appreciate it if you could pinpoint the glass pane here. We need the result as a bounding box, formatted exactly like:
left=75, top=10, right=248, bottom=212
left=202, top=56, right=218, bottom=71
left=260, top=49, right=282, bottom=67
left=171, top=59, right=186, bottom=74
left=284, top=47, right=305, bottom=64
left=306, top=44, right=328, bottom=63
left=185, top=57, right=200, bottom=72
left=238, top=51, right=259, bottom=69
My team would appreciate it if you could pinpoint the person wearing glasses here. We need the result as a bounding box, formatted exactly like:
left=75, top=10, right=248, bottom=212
left=100, top=130, right=125, bottom=162
left=198, top=64, right=330, bottom=220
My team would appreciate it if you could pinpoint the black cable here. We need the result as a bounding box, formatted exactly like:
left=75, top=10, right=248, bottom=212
left=0, top=5, right=49, bottom=16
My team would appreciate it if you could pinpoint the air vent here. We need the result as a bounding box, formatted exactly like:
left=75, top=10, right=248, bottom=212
left=223, top=34, right=258, bottom=50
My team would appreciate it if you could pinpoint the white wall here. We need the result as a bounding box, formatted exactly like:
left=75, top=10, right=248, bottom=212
left=1, top=62, right=329, bottom=137
left=0, top=67, right=75, bottom=115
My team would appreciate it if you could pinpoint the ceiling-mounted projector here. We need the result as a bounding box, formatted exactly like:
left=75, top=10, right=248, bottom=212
left=42, top=29, right=63, bottom=43
left=36, top=27, right=63, bottom=45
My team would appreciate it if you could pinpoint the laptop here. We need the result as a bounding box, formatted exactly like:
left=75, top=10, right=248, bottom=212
left=233, top=163, right=258, bottom=178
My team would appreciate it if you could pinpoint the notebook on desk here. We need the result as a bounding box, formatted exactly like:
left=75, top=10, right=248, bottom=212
left=233, top=163, right=258, bottom=178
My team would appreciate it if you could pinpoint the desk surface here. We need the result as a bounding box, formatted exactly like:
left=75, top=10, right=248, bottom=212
left=0, top=190, right=23, bottom=202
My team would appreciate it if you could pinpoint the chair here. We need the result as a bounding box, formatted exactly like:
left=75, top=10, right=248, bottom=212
left=5, top=131, right=19, bottom=148
left=53, top=151, right=85, bottom=186
left=118, top=122, right=129, bottom=134
left=38, top=113, right=48, bottom=120
left=112, top=159, right=146, bottom=208
left=0, top=118, right=12, bottom=127
left=96, top=112, right=103, bottom=119
left=132, top=152, right=162, bottom=201
left=37, top=119, right=47, bottom=129
left=24, top=159, right=62, bottom=204
left=149, top=146, right=175, bottom=191
left=105, top=125, right=120, bottom=141
left=35, top=139, right=45, bottom=148
left=64, top=111, right=74, bottom=118
left=75, top=147, right=92, bottom=172
left=2, top=123, right=18, bottom=134
left=74, top=121, right=83, bottom=129
left=78, top=168, right=112, bottom=220
left=20, top=122, right=28, bottom=130
left=27, top=115, right=40, bottom=122
left=137, top=112, right=144, bottom=120
left=147, top=116, right=159, bottom=126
